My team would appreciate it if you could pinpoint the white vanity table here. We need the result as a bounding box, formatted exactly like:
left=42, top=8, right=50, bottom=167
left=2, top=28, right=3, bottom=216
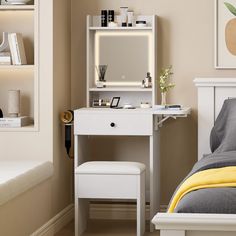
left=74, top=108, right=190, bottom=231
left=74, top=14, right=191, bottom=232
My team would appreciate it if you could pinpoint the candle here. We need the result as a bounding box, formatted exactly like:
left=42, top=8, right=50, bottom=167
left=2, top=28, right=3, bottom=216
left=8, top=90, right=20, bottom=117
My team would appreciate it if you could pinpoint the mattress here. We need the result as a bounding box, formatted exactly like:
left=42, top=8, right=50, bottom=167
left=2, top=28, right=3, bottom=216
left=0, top=160, right=53, bottom=206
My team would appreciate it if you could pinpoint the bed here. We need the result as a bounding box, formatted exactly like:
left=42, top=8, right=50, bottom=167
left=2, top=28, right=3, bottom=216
left=152, top=78, right=236, bottom=236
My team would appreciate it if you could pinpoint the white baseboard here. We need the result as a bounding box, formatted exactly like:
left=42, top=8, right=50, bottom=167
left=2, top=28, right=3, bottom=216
left=31, top=204, right=74, bottom=236
left=90, top=203, right=167, bottom=220
left=31, top=202, right=166, bottom=236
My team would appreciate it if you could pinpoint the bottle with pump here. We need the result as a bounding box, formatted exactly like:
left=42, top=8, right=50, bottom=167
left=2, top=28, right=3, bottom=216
left=144, top=72, right=152, bottom=88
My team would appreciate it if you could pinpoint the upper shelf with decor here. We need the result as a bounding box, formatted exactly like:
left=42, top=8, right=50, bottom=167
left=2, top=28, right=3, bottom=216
left=87, top=12, right=157, bottom=108
left=88, top=15, right=155, bottom=30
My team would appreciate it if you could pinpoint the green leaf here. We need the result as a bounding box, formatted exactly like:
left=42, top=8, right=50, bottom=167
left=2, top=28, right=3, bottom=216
left=224, top=2, right=236, bottom=16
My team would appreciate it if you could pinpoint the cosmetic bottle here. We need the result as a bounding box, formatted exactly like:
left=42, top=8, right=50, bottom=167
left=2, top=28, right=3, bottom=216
left=101, top=10, right=108, bottom=27
left=127, top=11, right=134, bottom=27
left=108, top=10, right=115, bottom=23
left=144, top=72, right=152, bottom=88
left=120, top=7, right=128, bottom=27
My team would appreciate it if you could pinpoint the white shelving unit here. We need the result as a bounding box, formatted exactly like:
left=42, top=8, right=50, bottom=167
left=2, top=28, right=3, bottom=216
left=86, top=15, right=157, bottom=108
left=0, top=1, right=37, bottom=131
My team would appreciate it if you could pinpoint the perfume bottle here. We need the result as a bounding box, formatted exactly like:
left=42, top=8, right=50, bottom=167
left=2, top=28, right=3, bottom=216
left=120, top=7, right=128, bottom=27
left=127, top=11, right=134, bottom=27
left=101, top=10, right=108, bottom=27
left=108, top=10, right=115, bottom=23
left=144, top=72, right=152, bottom=88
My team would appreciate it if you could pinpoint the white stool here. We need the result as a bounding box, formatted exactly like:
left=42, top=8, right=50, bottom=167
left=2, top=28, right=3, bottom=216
left=75, top=161, right=146, bottom=236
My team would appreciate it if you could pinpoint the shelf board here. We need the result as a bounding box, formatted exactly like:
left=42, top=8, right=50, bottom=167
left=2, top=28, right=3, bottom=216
left=152, top=107, right=191, bottom=116
left=0, top=5, right=34, bottom=11
left=89, top=27, right=153, bottom=31
left=0, top=65, right=34, bottom=69
left=89, top=87, right=153, bottom=92
left=0, top=125, right=37, bottom=132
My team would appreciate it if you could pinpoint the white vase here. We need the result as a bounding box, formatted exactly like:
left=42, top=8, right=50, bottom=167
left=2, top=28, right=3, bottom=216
left=161, top=92, right=167, bottom=106
left=8, top=90, right=20, bottom=117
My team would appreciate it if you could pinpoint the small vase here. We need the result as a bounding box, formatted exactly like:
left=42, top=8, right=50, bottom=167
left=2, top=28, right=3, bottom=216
left=161, top=92, right=167, bottom=106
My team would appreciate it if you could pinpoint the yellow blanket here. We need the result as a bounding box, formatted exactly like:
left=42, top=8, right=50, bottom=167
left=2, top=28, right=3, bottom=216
left=168, top=166, right=236, bottom=213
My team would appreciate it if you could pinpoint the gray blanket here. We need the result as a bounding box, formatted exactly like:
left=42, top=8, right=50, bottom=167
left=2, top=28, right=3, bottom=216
left=210, top=98, right=236, bottom=153
left=170, top=99, right=236, bottom=213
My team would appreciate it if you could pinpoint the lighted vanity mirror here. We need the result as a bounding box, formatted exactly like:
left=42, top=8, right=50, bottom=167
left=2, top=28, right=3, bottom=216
left=95, top=31, right=152, bottom=86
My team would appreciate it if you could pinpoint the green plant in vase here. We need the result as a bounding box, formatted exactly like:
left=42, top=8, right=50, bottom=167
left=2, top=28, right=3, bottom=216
left=159, top=65, right=175, bottom=105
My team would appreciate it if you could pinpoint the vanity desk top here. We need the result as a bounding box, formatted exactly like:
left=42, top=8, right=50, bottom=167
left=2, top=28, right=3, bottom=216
left=74, top=107, right=191, bottom=135
left=75, top=107, right=191, bottom=115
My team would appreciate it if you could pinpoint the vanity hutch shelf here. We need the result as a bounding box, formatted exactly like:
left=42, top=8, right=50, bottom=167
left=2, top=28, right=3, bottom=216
left=89, top=87, right=153, bottom=92
left=87, top=15, right=157, bottom=108
left=0, top=1, right=37, bottom=131
left=89, top=27, right=153, bottom=31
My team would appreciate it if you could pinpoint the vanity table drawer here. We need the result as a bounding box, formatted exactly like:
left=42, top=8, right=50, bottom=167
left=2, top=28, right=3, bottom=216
left=75, top=112, right=153, bottom=136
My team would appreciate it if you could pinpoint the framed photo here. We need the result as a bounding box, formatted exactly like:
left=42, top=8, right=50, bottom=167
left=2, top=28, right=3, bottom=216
left=110, top=97, right=120, bottom=108
left=215, top=0, right=236, bottom=69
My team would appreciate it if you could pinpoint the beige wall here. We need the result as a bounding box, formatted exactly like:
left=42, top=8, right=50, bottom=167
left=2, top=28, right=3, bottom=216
left=71, top=0, right=236, bottom=205
left=0, top=0, right=73, bottom=235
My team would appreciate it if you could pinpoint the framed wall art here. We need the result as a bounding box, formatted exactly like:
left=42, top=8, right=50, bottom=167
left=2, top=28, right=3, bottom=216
left=215, top=0, right=236, bottom=69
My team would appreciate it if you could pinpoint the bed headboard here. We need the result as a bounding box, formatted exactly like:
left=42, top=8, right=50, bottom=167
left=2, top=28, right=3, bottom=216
left=194, top=78, right=236, bottom=160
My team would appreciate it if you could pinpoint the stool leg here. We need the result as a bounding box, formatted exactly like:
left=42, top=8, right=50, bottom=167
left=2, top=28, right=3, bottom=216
left=75, top=198, right=89, bottom=236
left=137, top=172, right=145, bottom=236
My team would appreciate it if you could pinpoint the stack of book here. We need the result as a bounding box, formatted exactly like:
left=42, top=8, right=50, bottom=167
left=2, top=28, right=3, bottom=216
left=0, top=52, right=11, bottom=65
left=0, top=116, right=31, bottom=128
left=153, top=104, right=182, bottom=110
left=8, top=33, right=27, bottom=65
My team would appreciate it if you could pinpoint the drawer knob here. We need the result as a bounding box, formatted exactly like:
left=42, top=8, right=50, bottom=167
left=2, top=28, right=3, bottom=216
left=110, top=122, right=115, bottom=128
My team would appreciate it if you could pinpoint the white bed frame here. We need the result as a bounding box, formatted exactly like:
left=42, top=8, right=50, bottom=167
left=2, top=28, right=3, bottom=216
left=152, top=78, right=236, bottom=236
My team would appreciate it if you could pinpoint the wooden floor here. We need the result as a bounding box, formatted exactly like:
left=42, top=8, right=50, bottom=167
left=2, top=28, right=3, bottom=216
left=56, top=220, right=160, bottom=236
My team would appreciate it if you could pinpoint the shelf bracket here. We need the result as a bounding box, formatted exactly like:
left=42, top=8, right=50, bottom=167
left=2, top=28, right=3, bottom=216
left=154, top=114, right=188, bottom=130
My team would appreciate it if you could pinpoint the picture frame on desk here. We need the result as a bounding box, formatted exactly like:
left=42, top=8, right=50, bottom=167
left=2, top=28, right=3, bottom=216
left=110, top=97, right=120, bottom=108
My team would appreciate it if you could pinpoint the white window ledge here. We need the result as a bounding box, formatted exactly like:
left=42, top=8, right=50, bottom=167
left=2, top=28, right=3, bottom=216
left=0, top=160, right=53, bottom=206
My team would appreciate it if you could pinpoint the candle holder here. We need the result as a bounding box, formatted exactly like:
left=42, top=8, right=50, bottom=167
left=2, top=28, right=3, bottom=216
left=8, top=90, right=20, bottom=117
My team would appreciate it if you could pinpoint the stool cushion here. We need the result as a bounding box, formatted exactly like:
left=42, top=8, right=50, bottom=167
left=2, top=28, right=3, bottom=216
left=75, top=161, right=145, bottom=175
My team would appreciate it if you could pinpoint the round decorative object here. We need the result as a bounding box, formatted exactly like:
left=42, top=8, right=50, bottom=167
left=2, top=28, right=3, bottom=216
left=60, top=110, right=74, bottom=124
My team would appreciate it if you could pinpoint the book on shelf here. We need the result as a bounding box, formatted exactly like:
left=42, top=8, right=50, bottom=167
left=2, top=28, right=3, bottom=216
left=0, top=52, right=11, bottom=65
left=8, top=33, right=27, bottom=65
left=153, top=104, right=182, bottom=110
left=0, top=116, right=31, bottom=128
